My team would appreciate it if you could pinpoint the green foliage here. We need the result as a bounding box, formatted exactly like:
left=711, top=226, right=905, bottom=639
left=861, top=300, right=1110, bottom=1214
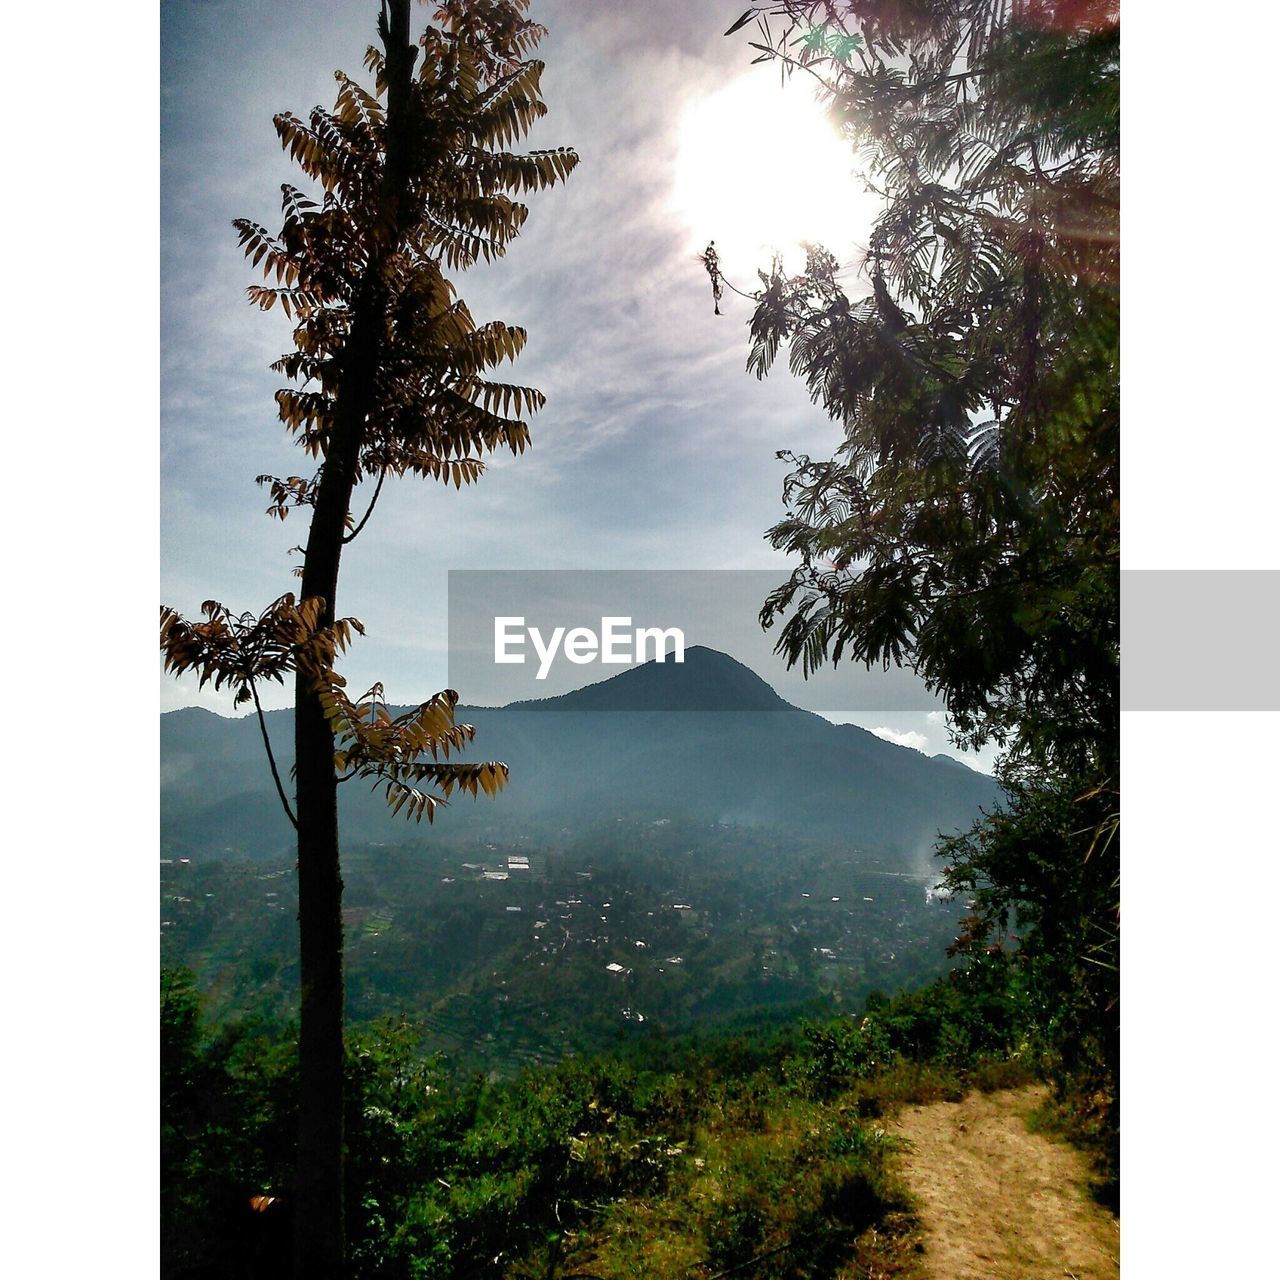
left=781, top=1018, right=889, bottom=1098
left=340, top=1048, right=705, bottom=1277
left=161, top=968, right=297, bottom=1278
left=779, top=957, right=1030, bottom=1100
left=939, top=765, right=1119, bottom=1164
left=732, top=0, right=1121, bottom=1163
left=166, top=966, right=1047, bottom=1278
left=737, top=1, right=1118, bottom=775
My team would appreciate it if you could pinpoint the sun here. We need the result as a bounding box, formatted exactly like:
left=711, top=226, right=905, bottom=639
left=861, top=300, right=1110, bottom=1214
left=671, top=68, right=878, bottom=285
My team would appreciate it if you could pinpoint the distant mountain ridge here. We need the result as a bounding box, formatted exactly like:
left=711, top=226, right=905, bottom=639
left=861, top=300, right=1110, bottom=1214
left=507, top=646, right=792, bottom=712
left=162, top=647, right=1000, bottom=861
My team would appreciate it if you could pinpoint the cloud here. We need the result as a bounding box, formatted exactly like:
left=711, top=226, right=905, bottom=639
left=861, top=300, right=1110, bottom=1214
left=869, top=727, right=930, bottom=752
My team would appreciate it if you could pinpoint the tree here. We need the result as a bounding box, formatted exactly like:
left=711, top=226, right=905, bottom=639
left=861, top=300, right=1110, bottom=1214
left=160, top=3, right=577, bottom=1273
left=724, top=0, right=1118, bottom=1116
left=720, top=0, right=1117, bottom=768
left=940, top=767, right=1118, bottom=1177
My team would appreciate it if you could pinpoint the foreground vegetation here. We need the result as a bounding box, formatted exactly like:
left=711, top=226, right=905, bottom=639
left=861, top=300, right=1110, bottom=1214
left=163, top=949, right=1111, bottom=1280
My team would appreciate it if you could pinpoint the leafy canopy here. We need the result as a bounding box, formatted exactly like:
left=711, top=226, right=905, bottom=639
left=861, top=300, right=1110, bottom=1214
left=240, top=0, right=577, bottom=512
left=728, top=0, right=1120, bottom=1143
left=731, top=1, right=1118, bottom=775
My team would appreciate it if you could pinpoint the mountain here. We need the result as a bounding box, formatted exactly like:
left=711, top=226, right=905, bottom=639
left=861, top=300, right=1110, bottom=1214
left=509, top=645, right=792, bottom=712
left=931, top=752, right=977, bottom=772
left=161, top=647, right=1000, bottom=861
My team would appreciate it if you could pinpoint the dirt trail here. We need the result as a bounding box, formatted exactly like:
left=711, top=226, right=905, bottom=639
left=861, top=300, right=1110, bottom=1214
left=890, top=1086, right=1118, bottom=1280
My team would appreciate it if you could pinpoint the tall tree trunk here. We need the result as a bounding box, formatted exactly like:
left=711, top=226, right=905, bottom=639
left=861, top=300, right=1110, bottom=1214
left=292, top=673, right=346, bottom=1279
left=292, top=5, right=415, bottom=1275
left=292, top=320, right=372, bottom=1278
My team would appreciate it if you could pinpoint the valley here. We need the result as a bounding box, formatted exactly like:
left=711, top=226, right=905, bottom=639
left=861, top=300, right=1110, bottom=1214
left=162, top=817, right=971, bottom=1072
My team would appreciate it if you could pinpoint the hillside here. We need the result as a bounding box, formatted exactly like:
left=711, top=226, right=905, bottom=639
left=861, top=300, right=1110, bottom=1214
left=162, top=649, right=1000, bottom=1064
left=164, top=955, right=1116, bottom=1280
left=162, top=646, right=999, bottom=862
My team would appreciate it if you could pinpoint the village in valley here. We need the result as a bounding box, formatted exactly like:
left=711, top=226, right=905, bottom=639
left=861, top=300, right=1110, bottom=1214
left=162, top=816, right=970, bottom=1074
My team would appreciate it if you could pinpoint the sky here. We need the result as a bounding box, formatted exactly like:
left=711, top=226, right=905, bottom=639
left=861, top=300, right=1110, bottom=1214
left=160, top=0, right=1002, bottom=769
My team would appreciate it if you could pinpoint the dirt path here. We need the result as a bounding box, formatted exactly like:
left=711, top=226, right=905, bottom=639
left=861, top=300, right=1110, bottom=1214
left=890, top=1086, right=1119, bottom=1280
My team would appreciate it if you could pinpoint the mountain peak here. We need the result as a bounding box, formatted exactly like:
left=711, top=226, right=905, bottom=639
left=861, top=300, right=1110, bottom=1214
left=512, top=645, right=793, bottom=712
left=931, top=752, right=975, bottom=772
left=163, top=644, right=1003, bottom=858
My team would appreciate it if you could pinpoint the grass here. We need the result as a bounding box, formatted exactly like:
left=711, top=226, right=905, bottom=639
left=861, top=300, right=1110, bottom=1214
left=529, top=1073, right=946, bottom=1279
left=1023, top=1082, right=1119, bottom=1212
left=557, top=1053, right=1048, bottom=1277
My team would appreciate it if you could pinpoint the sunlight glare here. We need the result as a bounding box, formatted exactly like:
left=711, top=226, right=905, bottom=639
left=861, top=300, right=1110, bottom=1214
left=672, top=69, right=878, bottom=285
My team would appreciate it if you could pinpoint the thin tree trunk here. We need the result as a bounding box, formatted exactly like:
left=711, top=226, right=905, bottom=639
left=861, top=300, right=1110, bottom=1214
left=291, top=5, right=415, bottom=1275
left=292, top=299, right=381, bottom=1278
left=292, top=332, right=371, bottom=1278
left=293, top=670, right=346, bottom=1279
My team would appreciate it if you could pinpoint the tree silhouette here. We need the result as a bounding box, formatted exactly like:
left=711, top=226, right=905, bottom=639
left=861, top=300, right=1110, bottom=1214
left=727, top=0, right=1119, bottom=1132
left=725, top=0, right=1117, bottom=773
left=160, top=2, right=576, bottom=1273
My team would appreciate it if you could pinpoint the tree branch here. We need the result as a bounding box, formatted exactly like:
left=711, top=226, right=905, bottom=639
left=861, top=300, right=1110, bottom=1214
left=343, top=466, right=387, bottom=544
left=252, top=681, right=299, bottom=830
